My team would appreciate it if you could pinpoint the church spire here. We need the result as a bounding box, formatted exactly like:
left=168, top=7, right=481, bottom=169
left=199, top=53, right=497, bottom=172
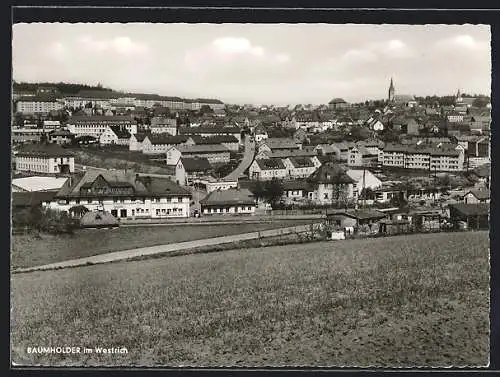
left=388, top=77, right=395, bottom=102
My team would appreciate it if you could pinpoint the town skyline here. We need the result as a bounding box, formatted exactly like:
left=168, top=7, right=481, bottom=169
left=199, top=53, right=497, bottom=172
left=12, top=23, right=491, bottom=105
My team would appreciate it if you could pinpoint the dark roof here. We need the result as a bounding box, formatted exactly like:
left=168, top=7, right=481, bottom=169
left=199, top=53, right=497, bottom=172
left=464, top=189, right=490, bottom=200
left=307, top=162, right=355, bottom=184
left=132, top=132, right=151, bottom=142
left=49, top=129, right=74, bottom=137
left=255, top=158, right=286, bottom=170
left=191, top=135, right=239, bottom=144
left=12, top=191, right=57, bottom=208
left=177, top=144, right=230, bottom=154
left=449, top=203, right=490, bottom=216
left=281, top=180, right=313, bottom=191
left=16, top=143, right=74, bottom=158
left=195, top=98, right=224, bottom=104
left=262, top=138, right=299, bottom=150
left=148, top=135, right=189, bottom=145
left=109, top=126, right=131, bottom=139
left=178, top=126, right=240, bottom=135
left=17, top=95, right=60, bottom=103
left=55, top=170, right=191, bottom=198
left=68, top=115, right=135, bottom=124
left=179, top=157, right=212, bottom=172
left=200, top=188, right=255, bottom=206
left=288, top=157, right=315, bottom=168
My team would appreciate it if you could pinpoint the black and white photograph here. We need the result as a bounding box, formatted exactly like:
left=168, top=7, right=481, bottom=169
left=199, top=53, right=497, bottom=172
left=10, top=17, right=491, bottom=368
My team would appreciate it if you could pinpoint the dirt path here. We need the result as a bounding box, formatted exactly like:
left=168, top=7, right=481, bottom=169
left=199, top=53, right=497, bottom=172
left=13, top=223, right=320, bottom=274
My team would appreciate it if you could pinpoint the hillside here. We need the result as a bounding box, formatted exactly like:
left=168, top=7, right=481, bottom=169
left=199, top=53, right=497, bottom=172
left=11, top=231, right=489, bottom=367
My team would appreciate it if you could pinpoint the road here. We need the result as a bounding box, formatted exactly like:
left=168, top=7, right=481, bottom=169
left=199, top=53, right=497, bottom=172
left=223, top=136, right=256, bottom=181
left=13, top=223, right=321, bottom=274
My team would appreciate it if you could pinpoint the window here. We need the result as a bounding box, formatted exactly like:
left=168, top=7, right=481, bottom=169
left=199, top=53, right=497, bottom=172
left=156, top=209, right=160, bottom=216
left=324, top=193, right=328, bottom=199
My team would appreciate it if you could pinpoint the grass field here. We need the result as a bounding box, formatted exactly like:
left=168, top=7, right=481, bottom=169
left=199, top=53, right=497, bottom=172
left=11, top=231, right=489, bottom=367
left=11, top=221, right=313, bottom=269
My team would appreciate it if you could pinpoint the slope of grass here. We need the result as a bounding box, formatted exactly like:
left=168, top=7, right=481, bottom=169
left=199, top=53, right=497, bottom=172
left=11, top=220, right=312, bottom=269
left=11, top=231, right=489, bottom=367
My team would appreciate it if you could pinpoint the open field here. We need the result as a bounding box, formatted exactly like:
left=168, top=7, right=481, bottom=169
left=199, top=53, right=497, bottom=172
left=11, top=231, right=489, bottom=367
left=11, top=220, right=313, bottom=269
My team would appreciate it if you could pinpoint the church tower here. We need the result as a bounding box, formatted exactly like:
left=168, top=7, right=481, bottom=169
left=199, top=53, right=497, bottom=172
left=388, top=77, right=395, bottom=102
left=456, top=88, right=463, bottom=103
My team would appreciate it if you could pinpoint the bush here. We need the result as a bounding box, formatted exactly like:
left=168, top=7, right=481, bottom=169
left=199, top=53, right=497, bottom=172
left=12, top=207, right=78, bottom=235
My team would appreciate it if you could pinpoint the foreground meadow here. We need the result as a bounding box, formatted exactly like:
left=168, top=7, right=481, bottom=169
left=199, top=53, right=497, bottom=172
left=11, top=220, right=311, bottom=269
left=11, top=231, right=489, bottom=367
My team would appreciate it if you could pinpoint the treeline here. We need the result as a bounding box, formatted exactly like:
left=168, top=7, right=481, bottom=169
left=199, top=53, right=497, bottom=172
left=13, top=81, right=114, bottom=94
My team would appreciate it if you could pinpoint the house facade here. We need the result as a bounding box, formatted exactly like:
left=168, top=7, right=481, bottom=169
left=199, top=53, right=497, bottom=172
left=66, top=116, right=138, bottom=139
left=249, top=158, right=288, bottom=180
left=16, top=97, right=64, bottom=114
left=307, top=163, right=356, bottom=204
left=16, top=144, right=75, bottom=174
left=44, top=170, right=192, bottom=219
left=142, top=135, right=190, bottom=155
left=282, top=157, right=318, bottom=179
left=200, top=188, right=256, bottom=215
left=99, top=126, right=131, bottom=146
left=150, top=117, right=178, bottom=135
left=175, top=157, right=213, bottom=186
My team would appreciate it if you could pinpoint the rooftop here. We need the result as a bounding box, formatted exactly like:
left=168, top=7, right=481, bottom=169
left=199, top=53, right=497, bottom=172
left=200, top=188, right=255, bottom=206
left=179, top=157, right=212, bottom=172
left=308, top=163, right=355, bottom=185
left=255, top=158, right=286, bottom=171
left=16, top=143, right=74, bottom=158
left=56, top=170, right=191, bottom=198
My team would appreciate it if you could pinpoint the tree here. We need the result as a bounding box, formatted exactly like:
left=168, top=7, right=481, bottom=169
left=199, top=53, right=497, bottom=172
left=199, top=105, right=213, bottom=115
left=263, top=178, right=284, bottom=205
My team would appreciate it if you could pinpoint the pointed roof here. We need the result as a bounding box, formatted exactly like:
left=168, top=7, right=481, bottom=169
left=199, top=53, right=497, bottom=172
left=307, top=162, right=355, bottom=185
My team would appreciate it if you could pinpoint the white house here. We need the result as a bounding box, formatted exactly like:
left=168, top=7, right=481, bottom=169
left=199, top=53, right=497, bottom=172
left=249, top=158, right=288, bottom=181
left=200, top=188, right=256, bottom=215
left=129, top=132, right=150, bottom=152
left=44, top=170, right=192, bottom=219
left=99, top=126, right=131, bottom=146
left=16, top=144, right=75, bottom=175
left=142, top=135, right=190, bottom=155
left=150, top=117, right=178, bottom=135
left=282, top=157, right=319, bottom=179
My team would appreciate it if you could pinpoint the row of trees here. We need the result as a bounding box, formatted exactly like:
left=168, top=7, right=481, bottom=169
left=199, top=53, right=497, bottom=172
left=13, top=206, right=79, bottom=234
left=13, top=81, right=113, bottom=94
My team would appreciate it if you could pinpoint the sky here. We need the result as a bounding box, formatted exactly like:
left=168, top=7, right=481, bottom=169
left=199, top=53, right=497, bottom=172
left=12, top=23, right=491, bottom=105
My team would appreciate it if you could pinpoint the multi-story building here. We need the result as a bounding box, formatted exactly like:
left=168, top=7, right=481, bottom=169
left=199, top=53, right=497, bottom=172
left=66, top=115, right=138, bottom=139
left=16, top=96, right=64, bottom=115
left=175, top=157, right=213, bottom=186
left=142, top=135, right=190, bottom=155
left=248, top=158, right=288, bottom=180
left=48, top=129, right=75, bottom=145
left=99, top=126, right=131, bottom=146
left=11, top=128, right=46, bottom=144
left=178, top=126, right=242, bottom=144
left=307, top=163, right=355, bottom=204
left=15, top=143, right=75, bottom=174
left=44, top=169, right=192, bottom=219
left=382, top=143, right=465, bottom=171
left=189, top=135, right=240, bottom=152
left=129, top=132, right=150, bottom=152
left=282, top=157, right=318, bottom=179
left=150, top=117, right=178, bottom=135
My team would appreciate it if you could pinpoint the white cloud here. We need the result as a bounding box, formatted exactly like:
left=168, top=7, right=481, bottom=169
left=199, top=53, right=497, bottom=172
left=78, top=35, right=148, bottom=56
left=434, top=34, right=490, bottom=52
left=185, top=36, right=289, bottom=73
